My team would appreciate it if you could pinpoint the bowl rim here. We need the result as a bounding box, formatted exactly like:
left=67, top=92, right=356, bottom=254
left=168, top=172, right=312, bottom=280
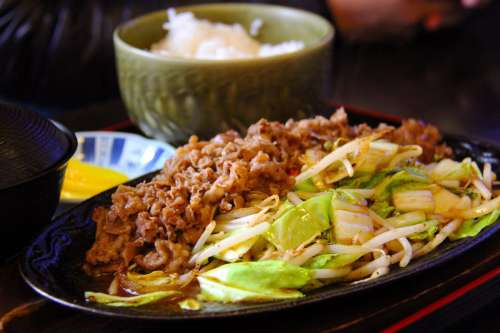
left=74, top=131, right=176, bottom=155
left=60, top=131, right=176, bottom=204
left=113, top=3, right=335, bottom=65
left=0, top=120, right=77, bottom=191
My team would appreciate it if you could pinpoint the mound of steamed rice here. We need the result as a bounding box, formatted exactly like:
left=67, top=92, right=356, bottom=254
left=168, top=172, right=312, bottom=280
left=150, top=9, right=305, bottom=60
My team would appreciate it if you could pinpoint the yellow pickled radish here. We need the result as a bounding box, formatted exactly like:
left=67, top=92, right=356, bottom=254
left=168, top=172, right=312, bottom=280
left=61, top=158, right=128, bottom=200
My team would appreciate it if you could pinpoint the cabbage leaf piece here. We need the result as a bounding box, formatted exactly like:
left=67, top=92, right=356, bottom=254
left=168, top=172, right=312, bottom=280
left=431, top=158, right=480, bottom=182
left=122, top=270, right=182, bottom=293
left=408, top=221, right=438, bottom=241
left=331, top=189, right=366, bottom=205
left=450, top=209, right=500, bottom=240
left=127, top=270, right=175, bottom=287
left=338, top=170, right=394, bottom=189
left=84, top=290, right=180, bottom=307
left=277, top=200, right=295, bottom=216
left=295, top=178, right=318, bottom=192
left=215, top=236, right=257, bottom=262
left=265, top=193, right=332, bottom=250
left=305, top=253, right=362, bottom=269
left=198, top=260, right=312, bottom=302
left=373, top=168, right=430, bottom=202
left=370, top=168, right=430, bottom=217
left=198, top=276, right=304, bottom=302
left=369, top=200, right=395, bottom=219
left=178, top=298, right=201, bottom=310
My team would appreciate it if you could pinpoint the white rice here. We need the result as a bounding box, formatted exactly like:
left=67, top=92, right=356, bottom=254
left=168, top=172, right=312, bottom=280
left=150, top=9, right=304, bottom=60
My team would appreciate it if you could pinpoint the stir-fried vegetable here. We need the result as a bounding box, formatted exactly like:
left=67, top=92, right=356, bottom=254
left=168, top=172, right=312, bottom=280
left=393, top=190, right=435, bottom=212
left=265, top=194, right=332, bottom=250
left=430, top=158, right=480, bottom=182
left=451, top=209, right=500, bottom=240
left=86, top=134, right=500, bottom=307
left=408, top=221, right=439, bottom=241
left=85, top=291, right=181, bottom=307
left=178, top=298, right=201, bottom=310
left=305, top=253, right=363, bottom=269
left=199, top=260, right=311, bottom=302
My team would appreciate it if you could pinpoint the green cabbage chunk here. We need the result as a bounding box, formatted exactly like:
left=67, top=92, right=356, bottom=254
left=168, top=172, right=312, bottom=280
left=277, top=200, right=295, bottom=215
left=295, top=178, right=318, bottom=192
left=368, top=168, right=430, bottom=218
left=450, top=209, right=500, bottom=240
left=373, top=168, right=430, bottom=202
left=198, top=260, right=311, bottom=302
left=265, top=193, right=332, bottom=250
left=408, top=221, right=439, bottom=241
left=178, top=298, right=201, bottom=310
left=198, top=276, right=304, bottom=302
left=332, top=189, right=366, bottom=205
left=369, top=200, right=395, bottom=219
left=338, top=170, right=393, bottom=189
left=84, top=290, right=180, bottom=307
left=305, top=253, right=363, bottom=269
left=431, top=158, right=480, bottom=182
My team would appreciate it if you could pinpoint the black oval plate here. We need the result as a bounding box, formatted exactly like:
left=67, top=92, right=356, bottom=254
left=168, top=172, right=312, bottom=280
left=20, top=129, right=500, bottom=320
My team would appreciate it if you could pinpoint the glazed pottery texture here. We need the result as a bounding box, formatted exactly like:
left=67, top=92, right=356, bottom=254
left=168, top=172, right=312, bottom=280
left=114, top=4, right=334, bottom=145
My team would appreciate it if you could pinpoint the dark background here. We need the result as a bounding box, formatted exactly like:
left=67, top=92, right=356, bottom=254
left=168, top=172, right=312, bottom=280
left=330, top=2, right=500, bottom=144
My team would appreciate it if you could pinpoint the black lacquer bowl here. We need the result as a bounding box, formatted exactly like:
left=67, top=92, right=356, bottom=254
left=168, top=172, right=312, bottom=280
left=0, top=103, right=77, bottom=259
left=20, top=112, right=500, bottom=320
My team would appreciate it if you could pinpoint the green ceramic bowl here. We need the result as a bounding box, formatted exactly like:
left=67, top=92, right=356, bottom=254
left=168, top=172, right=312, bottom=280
left=114, top=3, right=334, bottom=145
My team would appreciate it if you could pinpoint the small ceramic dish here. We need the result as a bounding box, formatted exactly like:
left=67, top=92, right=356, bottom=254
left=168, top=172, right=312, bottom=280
left=61, top=131, right=175, bottom=203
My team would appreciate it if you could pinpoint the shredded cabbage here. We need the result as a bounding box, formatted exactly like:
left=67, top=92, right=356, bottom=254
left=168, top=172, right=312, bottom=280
left=178, top=298, right=201, bottom=311
left=451, top=209, right=500, bottom=240
left=85, top=290, right=180, bottom=307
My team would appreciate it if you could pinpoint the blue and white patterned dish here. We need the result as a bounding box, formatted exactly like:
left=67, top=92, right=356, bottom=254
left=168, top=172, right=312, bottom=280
left=74, top=131, right=175, bottom=179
